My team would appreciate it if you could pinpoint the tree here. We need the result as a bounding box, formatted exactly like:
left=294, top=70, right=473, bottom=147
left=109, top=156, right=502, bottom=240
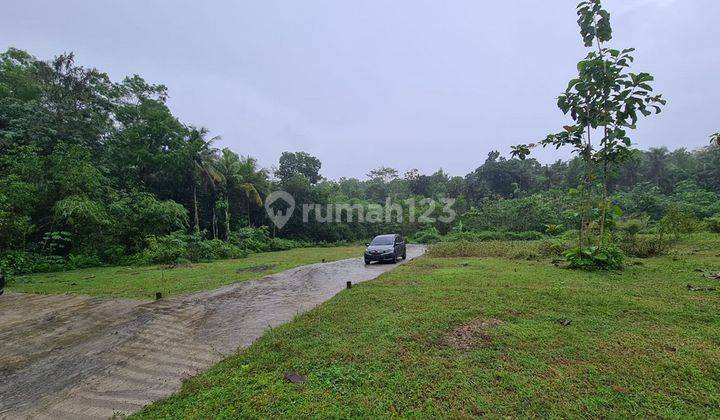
left=512, top=0, right=666, bottom=248
left=465, top=152, right=540, bottom=200
left=215, top=149, right=264, bottom=238
left=644, top=147, right=669, bottom=190
left=276, top=152, right=322, bottom=184
left=367, top=167, right=399, bottom=183
left=712, top=133, right=720, bottom=146
left=185, top=127, right=222, bottom=235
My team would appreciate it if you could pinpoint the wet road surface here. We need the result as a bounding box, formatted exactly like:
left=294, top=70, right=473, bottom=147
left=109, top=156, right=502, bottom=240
left=0, top=245, right=425, bottom=419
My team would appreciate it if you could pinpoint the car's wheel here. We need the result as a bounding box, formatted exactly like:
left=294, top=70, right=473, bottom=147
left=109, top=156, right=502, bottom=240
left=388, top=253, right=397, bottom=264
left=364, top=258, right=370, bottom=265
left=402, top=252, right=407, bottom=260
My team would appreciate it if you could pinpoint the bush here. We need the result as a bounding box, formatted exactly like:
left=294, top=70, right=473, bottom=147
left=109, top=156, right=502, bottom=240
left=67, top=253, right=103, bottom=269
left=142, top=232, right=189, bottom=264
left=0, top=251, right=67, bottom=275
left=620, top=236, right=672, bottom=258
left=707, top=215, right=720, bottom=233
left=564, top=246, right=624, bottom=271
left=267, top=237, right=306, bottom=251
left=508, top=231, right=545, bottom=241
left=658, top=206, right=700, bottom=239
left=229, top=226, right=273, bottom=252
left=427, top=240, right=544, bottom=260
left=188, top=239, right=248, bottom=261
left=413, top=227, right=443, bottom=244
left=544, top=224, right=565, bottom=236
left=538, top=239, right=568, bottom=257
left=461, top=194, right=564, bottom=233
left=143, top=232, right=250, bottom=264
left=617, top=217, right=650, bottom=237
left=442, top=230, right=544, bottom=242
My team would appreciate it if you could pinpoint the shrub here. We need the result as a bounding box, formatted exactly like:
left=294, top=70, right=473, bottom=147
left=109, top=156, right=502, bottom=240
left=427, top=240, right=544, bottom=259
left=443, top=230, right=544, bottom=242
left=67, top=253, right=103, bottom=269
left=617, top=217, right=649, bottom=237
left=142, top=232, right=189, bottom=264
left=658, top=206, right=700, bottom=239
left=620, top=235, right=672, bottom=258
left=229, top=226, right=273, bottom=252
left=460, top=194, right=564, bottom=233
left=188, top=239, right=248, bottom=261
left=538, top=239, right=568, bottom=257
left=267, top=237, right=306, bottom=251
left=508, top=231, right=545, bottom=241
left=544, top=224, right=565, bottom=236
left=413, top=227, right=443, bottom=244
left=0, top=251, right=67, bottom=275
left=445, top=231, right=500, bottom=242
left=707, top=215, right=720, bottom=233
left=564, top=246, right=624, bottom=271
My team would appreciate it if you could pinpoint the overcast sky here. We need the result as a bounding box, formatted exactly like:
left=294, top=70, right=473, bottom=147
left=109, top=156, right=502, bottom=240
left=2, top=0, right=718, bottom=179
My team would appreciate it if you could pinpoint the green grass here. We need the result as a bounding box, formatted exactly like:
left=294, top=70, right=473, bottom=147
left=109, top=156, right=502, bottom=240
left=7, top=246, right=363, bottom=299
left=135, top=234, right=720, bottom=418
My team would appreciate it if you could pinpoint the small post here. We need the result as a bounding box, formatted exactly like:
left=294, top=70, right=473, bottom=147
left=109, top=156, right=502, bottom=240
left=322, top=258, right=326, bottom=263
left=155, top=292, right=162, bottom=300
left=346, top=281, right=352, bottom=289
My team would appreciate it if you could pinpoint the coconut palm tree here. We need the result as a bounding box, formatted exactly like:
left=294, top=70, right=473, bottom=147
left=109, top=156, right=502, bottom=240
left=186, top=127, right=222, bottom=235
left=644, top=147, right=669, bottom=189
left=215, top=148, right=265, bottom=239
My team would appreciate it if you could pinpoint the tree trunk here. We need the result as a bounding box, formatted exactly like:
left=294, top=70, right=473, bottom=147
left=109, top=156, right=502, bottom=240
left=225, top=197, right=231, bottom=241
left=212, top=206, right=217, bottom=240
left=193, top=184, right=200, bottom=234
left=599, top=159, right=609, bottom=246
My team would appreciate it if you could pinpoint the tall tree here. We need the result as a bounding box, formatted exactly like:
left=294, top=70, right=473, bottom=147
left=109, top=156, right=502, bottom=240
left=276, top=152, right=322, bottom=184
left=215, top=148, right=264, bottom=238
left=185, top=127, right=221, bottom=235
left=645, top=147, right=669, bottom=190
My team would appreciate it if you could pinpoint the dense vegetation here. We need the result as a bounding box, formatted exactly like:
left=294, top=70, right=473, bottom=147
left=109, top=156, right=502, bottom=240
left=1, top=47, right=718, bottom=275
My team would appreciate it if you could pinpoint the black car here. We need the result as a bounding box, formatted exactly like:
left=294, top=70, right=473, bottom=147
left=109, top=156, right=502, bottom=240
left=364, top=234, right=406, bottom=264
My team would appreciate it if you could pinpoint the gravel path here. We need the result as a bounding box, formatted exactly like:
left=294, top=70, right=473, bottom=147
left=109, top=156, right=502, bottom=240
left=0, top=245, right=425, bottom=419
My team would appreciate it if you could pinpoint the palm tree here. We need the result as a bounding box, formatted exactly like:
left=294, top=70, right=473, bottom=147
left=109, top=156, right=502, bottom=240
left=215, top=148, right=265, bottom=239
left=644, top=147, right=669, bottom=189
left=712, top=133, right=720, bottom=147
left=186, top=127, right=222, bottom=235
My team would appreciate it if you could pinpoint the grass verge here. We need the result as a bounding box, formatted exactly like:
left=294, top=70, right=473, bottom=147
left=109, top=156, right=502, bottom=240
left=134, top=235, right=720, bottom=418
left=7, top=246, right=363, bottom=299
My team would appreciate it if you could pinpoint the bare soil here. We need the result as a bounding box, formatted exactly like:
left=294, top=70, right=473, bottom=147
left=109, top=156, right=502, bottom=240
left=0, top=246, right=424, bottom=419
left=445, top=318, right=503, bottom=350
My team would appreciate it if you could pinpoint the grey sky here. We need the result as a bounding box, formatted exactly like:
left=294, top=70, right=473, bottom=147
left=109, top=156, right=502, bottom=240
left=2, top=0, right=718, bottom=179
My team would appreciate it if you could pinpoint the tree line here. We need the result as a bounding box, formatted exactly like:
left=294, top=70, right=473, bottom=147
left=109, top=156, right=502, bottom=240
left=1, top=47, right=718, bottom=273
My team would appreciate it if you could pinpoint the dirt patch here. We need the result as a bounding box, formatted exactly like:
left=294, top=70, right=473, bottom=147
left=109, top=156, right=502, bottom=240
left=445, top=318, right=503, bottom=350
left=236, top=264, right=277, bottom=273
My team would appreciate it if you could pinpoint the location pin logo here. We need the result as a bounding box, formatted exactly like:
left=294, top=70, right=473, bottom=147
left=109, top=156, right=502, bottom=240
left=264, top=191, right=295, bottom=229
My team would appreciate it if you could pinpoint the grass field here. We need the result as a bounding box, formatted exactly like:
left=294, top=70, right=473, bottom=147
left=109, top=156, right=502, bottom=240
left=7, top=246, right=363, bottom=299
left=134, top=234, right=720, bottom=418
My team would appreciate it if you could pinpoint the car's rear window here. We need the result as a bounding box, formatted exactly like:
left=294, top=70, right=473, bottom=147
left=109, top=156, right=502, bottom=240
left=371, top=236, right=394, bottom=245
